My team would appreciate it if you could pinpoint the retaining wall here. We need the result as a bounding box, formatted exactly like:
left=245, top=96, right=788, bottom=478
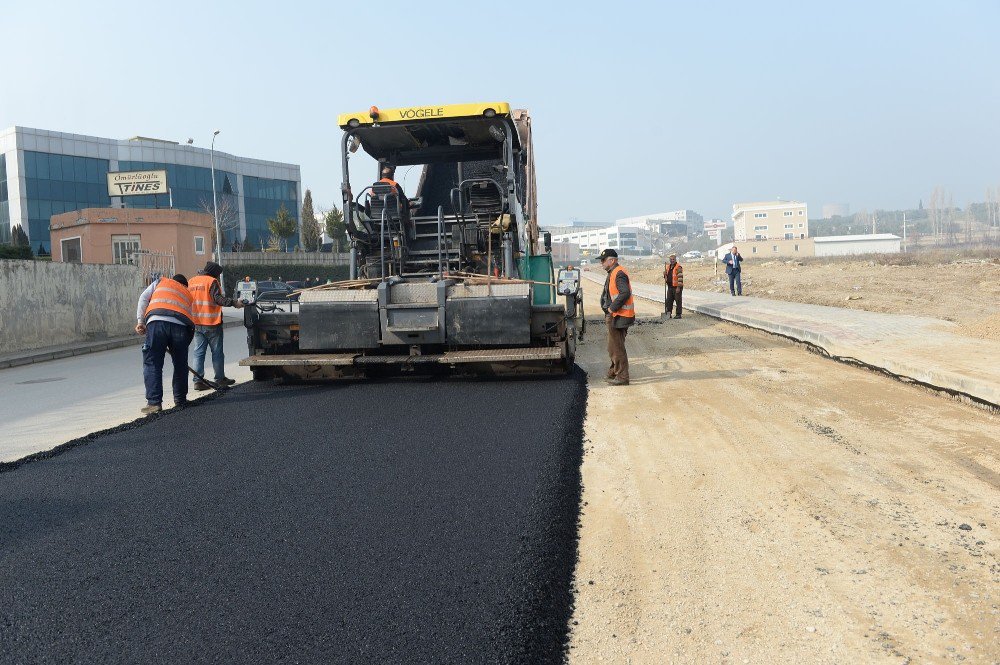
left=0, top=260, right=142, bottom=355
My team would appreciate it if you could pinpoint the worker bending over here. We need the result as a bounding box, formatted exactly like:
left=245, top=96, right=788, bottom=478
left=599, top=248, right=635, bottom=386
left=135, top=274, right=195, bottom=414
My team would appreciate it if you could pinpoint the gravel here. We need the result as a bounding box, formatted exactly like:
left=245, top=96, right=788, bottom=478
left=0, top=370, right=587, bottom=663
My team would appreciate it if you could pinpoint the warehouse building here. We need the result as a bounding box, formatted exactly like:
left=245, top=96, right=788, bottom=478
left=549, top=224, right=650, bottom=256
left=713, top=233, right=901, bottom=259
left=0, top=126, right=301, bottom=251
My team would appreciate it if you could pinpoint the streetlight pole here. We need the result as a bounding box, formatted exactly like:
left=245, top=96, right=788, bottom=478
left=210, top=129, right=224, bottom=291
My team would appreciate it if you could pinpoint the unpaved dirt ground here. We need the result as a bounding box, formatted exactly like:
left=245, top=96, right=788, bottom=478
left=569, top=296, right=999, bottom=664
left=632, top=257, right=1000, bottom=341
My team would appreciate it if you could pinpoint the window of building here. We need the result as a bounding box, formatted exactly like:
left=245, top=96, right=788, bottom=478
left=755, top=234, right=765, bottom=240
left=772, top=245, right=778, bottom=252
left=754, top=212, right=767, bottom=219
left=798, top=210, right=804, bottom=215
left=61, top=237, right=82, bottom=263
left=754, top=225, right=768, bottom=231
left=794, top=244, right=800, bottom=251
left=195, top=236, right=206, bottom=254
left=112, top=234, right=141, bottom=264
left=784, top=233, right=793, bottom=240
left=798, top=223, right=804, bottom=228
left=752, top=246, right=758, bottom=254
left=800, top=233, right=805, bottom=239
left=784, top=224, right=793, bottom=229
left=783, top=211, right=793, bottom=217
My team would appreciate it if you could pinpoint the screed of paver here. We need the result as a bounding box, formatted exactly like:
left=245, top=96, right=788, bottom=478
left=0, top=372, right=586, bottom=663
left=569, top=295, right=999, bottom=664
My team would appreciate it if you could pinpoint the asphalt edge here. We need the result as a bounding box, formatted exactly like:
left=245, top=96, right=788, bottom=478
left=0, top=388, right=231, bottom=475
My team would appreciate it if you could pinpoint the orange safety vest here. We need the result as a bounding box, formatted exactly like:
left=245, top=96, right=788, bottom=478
left=188, top=274, right=223, bottom=326
left=665, top=262, right=683, bottom=288
left=376, top=177, right=399, bottom=194
left=144, top=277, right=194, bottom=326
left=608, top=264, right=635, bottom=318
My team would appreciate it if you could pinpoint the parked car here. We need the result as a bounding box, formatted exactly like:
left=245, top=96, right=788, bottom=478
left=682, top=251, right=702, bottom=260
left=255, top=281, right=295, bottom=302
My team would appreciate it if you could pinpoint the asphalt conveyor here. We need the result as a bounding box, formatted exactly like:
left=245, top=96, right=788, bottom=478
left=0, top=370, right=587, bottom=663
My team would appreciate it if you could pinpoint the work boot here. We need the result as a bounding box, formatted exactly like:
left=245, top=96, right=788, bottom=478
left=140, top=404, right=162, bottom=415
left=608, top=378, right=630, bottom=386
left=215, top=377, right=236, bottom=386
left=193, top=380, right=211, bottom=391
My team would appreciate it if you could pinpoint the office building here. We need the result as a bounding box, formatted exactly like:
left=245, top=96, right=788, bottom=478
left=0, top=126, right=301, bottom=251
left=732, top=200, right=809, bottom=241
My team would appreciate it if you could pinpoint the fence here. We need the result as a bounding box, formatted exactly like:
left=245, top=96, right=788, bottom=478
left=220, top=251, right=350, bottom=266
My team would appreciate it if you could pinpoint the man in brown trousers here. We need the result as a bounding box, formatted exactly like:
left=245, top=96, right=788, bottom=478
left=599, top=249, right=635, bottom=386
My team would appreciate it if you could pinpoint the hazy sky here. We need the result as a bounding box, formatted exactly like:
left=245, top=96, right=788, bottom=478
left=2, top=1, right=997, bottom=223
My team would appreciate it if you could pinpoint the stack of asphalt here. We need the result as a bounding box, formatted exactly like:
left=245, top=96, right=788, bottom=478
left=0, top=371, right=587, bottom=663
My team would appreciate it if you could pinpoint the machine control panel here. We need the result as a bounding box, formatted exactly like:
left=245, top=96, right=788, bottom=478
left=235, top=280, right=257, bottom=305
left=557, top=268, right=581, bottom=296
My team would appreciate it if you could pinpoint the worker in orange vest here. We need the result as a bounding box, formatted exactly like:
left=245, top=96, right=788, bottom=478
left=663, top=252, right=684, bottom=319
left=599, top=248, right=635, bottom=386
left=135, top=274, right=195, bottom=414
left=189, top=261, right=244, bottom=391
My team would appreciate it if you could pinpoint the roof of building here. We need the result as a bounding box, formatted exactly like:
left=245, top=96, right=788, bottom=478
left=813, top=233, right=901, bottom=243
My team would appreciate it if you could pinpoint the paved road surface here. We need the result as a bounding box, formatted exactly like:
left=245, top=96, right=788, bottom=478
left=0, top=373, right=586, bottom=663
left=0, top=325, right=251, bottom=463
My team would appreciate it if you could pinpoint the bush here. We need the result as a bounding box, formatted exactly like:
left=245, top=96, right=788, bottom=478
left=221, top=263, right=350, bottom=294
left=0, top=244, right=34, bottom=260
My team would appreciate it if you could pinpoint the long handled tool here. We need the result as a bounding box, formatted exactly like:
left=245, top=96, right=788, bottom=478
left=187, top=366, right=227, bottom=391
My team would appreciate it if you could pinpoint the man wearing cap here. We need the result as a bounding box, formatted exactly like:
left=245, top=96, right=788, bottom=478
left=663, top=253, right=684, bottom=319
left=599, top=249, right=635, bottom=386
left=135, top=274, right=195, bottom=414
left=188, top=261, right=244, bottom=391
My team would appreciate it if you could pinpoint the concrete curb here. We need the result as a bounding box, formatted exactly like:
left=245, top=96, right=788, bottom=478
left=0, top=319, right=244, bottom=370
left=583, top=273, right=1000, bottom=409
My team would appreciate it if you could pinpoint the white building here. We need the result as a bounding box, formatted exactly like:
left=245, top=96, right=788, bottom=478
left=732, top=200, right=808, bottom=241
left=615, top=209, right=704, bottom=233
left=814, top=233, right=901, bottom=257
left=550, top=224, right=650, bottom=256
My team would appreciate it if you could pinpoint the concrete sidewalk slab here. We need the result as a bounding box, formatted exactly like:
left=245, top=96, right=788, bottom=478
left=585, top=272, right=1000, bottom=408
left=0, top=309, right=244, bottom=370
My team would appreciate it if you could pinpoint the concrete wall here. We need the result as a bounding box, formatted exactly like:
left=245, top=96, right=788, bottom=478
left=0, top=260, right=142, bottom=355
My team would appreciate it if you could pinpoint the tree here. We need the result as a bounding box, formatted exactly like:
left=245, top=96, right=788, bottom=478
left=267, top=204, right=297, bottom=251
left=324, top=205, right=348, bottom=252
left=11, top=224, right=29, bottom=247
left=300, top=189, right=321, bottom=252
left=198, top=194, right=241, bottom=253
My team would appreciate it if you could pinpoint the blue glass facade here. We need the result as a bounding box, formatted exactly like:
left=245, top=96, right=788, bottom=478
left=243, top=175, right=299, bottom=250
left=23, top=151, right=111, bottom=249
left=0, top=154, right=9, bottom=244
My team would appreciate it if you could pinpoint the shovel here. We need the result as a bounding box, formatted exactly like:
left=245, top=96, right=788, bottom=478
left=187, top=366, right=228, bottom=391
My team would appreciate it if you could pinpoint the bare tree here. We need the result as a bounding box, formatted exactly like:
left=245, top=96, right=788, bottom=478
left=198, top=194, right=241, bottom=253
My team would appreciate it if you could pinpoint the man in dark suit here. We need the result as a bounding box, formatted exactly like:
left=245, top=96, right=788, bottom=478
left=723, top=245, right=744, bottom=296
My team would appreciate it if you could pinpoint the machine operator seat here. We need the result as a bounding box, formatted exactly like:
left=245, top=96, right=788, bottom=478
left=367, top=182, right=413, bottom=240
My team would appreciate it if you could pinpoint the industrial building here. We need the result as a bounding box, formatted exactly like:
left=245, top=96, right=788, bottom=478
left=714, top=233, right=901, bottom=259
left=615, top=210, right=704, bottom=234
left=549, top=224, right=650, bottom=256
left=732, top=200, right=809, bottom=241
left=0, top=126, right=301, bottom=251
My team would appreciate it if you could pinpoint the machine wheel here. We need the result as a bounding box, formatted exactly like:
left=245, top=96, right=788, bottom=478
left=251, top=367, right=270, bottom=382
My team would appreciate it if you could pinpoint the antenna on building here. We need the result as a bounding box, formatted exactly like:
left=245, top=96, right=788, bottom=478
left=186, top=138, right=194, bottom=145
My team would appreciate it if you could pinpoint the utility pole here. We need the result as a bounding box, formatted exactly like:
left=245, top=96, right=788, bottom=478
left=902, top=212, right=907, bottom=252
left=210, top=130, right=224, bottom=292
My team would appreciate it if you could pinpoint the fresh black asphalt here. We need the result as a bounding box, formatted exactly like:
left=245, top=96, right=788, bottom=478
left=0, top=371, right=587, bottom=663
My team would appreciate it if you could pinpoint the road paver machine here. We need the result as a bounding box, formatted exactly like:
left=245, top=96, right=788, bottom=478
left=240, top=102, right=579, bottom=380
